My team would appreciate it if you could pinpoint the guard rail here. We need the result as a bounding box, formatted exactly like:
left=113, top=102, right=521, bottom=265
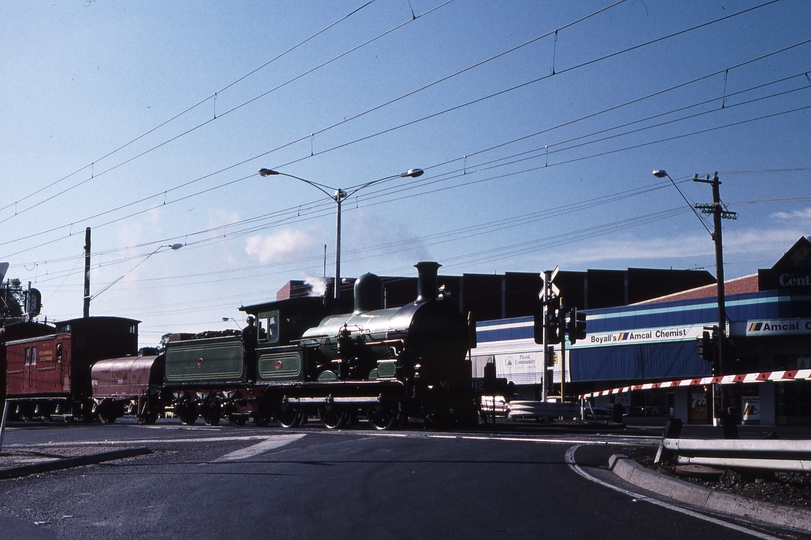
left=654, top=419, right=811, bottom=472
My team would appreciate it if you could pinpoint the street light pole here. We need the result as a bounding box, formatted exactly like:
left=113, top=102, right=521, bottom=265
left=653, top=169, right=736, bottom=426
left=334, top=188, right=345, bottom=300
left=259, top=167, right=423, bottom=300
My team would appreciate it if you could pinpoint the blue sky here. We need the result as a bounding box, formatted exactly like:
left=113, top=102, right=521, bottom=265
left=2, top=0, right=810, bottom=344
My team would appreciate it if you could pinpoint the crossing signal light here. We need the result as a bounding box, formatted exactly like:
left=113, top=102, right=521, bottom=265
left=547, top=296, right=563, bottom=344
left=568, top=308, right=587, bottom=344
left=534, top=298, right=544, bottom=344
left=697, top=331, right=713, bottom=361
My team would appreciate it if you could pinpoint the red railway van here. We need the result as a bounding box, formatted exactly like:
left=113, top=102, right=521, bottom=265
left=91, top=354, right=164, bottom=423
left=4, top=316, right=140, bottom=421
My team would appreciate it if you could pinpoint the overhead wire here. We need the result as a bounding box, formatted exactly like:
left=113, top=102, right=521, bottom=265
left=4, top=29, right=807, bottom=263
left=0, top=0, right=383, bottom=223
left=2, top=0, right=790, bottom=253
left=6, top=0, right=804, bottom=310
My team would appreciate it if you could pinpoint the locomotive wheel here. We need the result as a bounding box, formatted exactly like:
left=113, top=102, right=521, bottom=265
left=276, top=406, right=301, bottom=428
left=228, top=415, right=248, bottom=426
left=99, top=410, right=117, bottom=424
left=178, top=405, right=198, bottom=426
left=137, top=413, right=157, bottom=425
left=136, top=396, right=158, bottom=425
left=367, top=403, right=398, bottom=430
left=202, top=403, right=221, bottom=426
left=319, top=407, right=347, bottom=429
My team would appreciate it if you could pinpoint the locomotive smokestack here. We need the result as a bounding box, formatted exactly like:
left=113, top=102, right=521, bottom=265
left=415, top=261, right=441, bottom=304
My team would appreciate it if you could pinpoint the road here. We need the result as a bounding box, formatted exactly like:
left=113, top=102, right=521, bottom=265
left=0, top=419, right=802, bottom=539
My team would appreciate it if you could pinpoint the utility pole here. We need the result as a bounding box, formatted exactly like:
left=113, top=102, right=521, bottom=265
left=83, top=227, right=91, bottom=318
left=694, top=173, right=737, bottom=424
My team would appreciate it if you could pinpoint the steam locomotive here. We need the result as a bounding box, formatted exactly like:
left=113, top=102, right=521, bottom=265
left=2, top=262, right=497, bottom=429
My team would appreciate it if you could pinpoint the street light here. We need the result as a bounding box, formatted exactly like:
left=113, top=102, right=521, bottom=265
left=652, top=170, right=712, bottom=236
left=258, top=167, right=424, bottom=299
left=653, top=169, right=737, bottom=428
left=88, top=243, right=184, bottom=306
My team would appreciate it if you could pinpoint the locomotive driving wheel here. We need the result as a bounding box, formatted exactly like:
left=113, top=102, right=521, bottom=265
left=319, top=406, right=348, bottom=429
left=367, top=402, right=398, bottom=430
left=276, top=398, right=301, bottom=428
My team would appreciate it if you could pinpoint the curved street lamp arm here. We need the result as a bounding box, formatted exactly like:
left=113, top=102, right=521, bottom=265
left=652, top=170, right=713, bottom=237
left=344, top=168, right=424, bottom=199
left=258, top=168, right=337, bottom=200
left=90, top=243, right=183, bottom=301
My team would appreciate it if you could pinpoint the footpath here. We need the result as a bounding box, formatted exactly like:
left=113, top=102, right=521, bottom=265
left=612, top=419, right=811, bottom=535
left=0, top=443, right=151, bottom=480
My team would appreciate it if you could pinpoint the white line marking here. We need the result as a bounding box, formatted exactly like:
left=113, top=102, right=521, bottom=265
left=564, top=444, right=782, bottom=540
left=214, top=434, right=307, bottom=462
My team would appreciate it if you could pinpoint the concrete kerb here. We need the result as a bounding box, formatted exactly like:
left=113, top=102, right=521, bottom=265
left=0, top=447, right=151, bottom=480
left=609, top=453, right=811, bottom=533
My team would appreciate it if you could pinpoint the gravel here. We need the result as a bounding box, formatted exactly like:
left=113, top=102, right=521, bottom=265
left=626, top=446, right=811, bottom=510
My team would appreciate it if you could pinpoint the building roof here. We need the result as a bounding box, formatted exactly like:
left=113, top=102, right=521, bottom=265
left=635, top=273, right=759, bottom=304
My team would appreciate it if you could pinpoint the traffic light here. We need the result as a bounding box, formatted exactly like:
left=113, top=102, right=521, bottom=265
left=533, top=298, right=544, bottom=345
left=546, top=296, right=563, bottom=344
left=568, top=307, right=587, bottom=344
left=696, top=331, right=713, bottom=361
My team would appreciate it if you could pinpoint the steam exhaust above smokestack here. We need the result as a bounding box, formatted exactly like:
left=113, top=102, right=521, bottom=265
left=415, top=261, right=441, bottom=304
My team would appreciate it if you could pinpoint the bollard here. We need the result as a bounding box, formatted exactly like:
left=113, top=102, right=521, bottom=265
left=0, top=401, right=9, bottom=455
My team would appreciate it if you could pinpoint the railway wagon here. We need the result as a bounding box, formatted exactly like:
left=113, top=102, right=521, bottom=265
left=5, top=316, right=140, bottom=421
left=1, top=321, right=55, bottom=410
left=90, top=352, right=164, bottom=423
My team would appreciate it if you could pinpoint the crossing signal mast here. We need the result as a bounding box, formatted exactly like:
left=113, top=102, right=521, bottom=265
left=534, top=268, right=587, bottom=401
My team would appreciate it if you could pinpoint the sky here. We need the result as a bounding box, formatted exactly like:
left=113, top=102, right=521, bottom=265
left=2, top=0, right=810, bottom=345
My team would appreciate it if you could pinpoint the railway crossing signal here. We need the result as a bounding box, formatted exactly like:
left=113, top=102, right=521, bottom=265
left=697, top=330, right=713, bottom=362
left=568, top=308, right=587, bottom=344
left=547, top=296, right=564, bottom=344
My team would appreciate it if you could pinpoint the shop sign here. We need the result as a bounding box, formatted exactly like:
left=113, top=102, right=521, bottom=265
left=494, top=352, right=543, bottom=385
left=741, top=396, right=760, bottom=422
left=573, top=324, right=706, bottom=348
left=689, top=389, right=709, bottom=422
left=744, top=319, right=811, bottom=336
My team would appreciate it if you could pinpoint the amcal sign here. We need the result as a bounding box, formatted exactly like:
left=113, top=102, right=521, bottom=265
left=744, top=319, right=811, bottom=336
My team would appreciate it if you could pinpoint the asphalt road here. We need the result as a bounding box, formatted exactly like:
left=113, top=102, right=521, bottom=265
left=0, top=420, right=803, bottom=539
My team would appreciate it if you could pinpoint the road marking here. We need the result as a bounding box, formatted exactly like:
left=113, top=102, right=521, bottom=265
left=564, top=444, right=782, bottom=540
left=2, top=435, right=281, bottom=448
left=213, top=434, right=307, bottom=462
